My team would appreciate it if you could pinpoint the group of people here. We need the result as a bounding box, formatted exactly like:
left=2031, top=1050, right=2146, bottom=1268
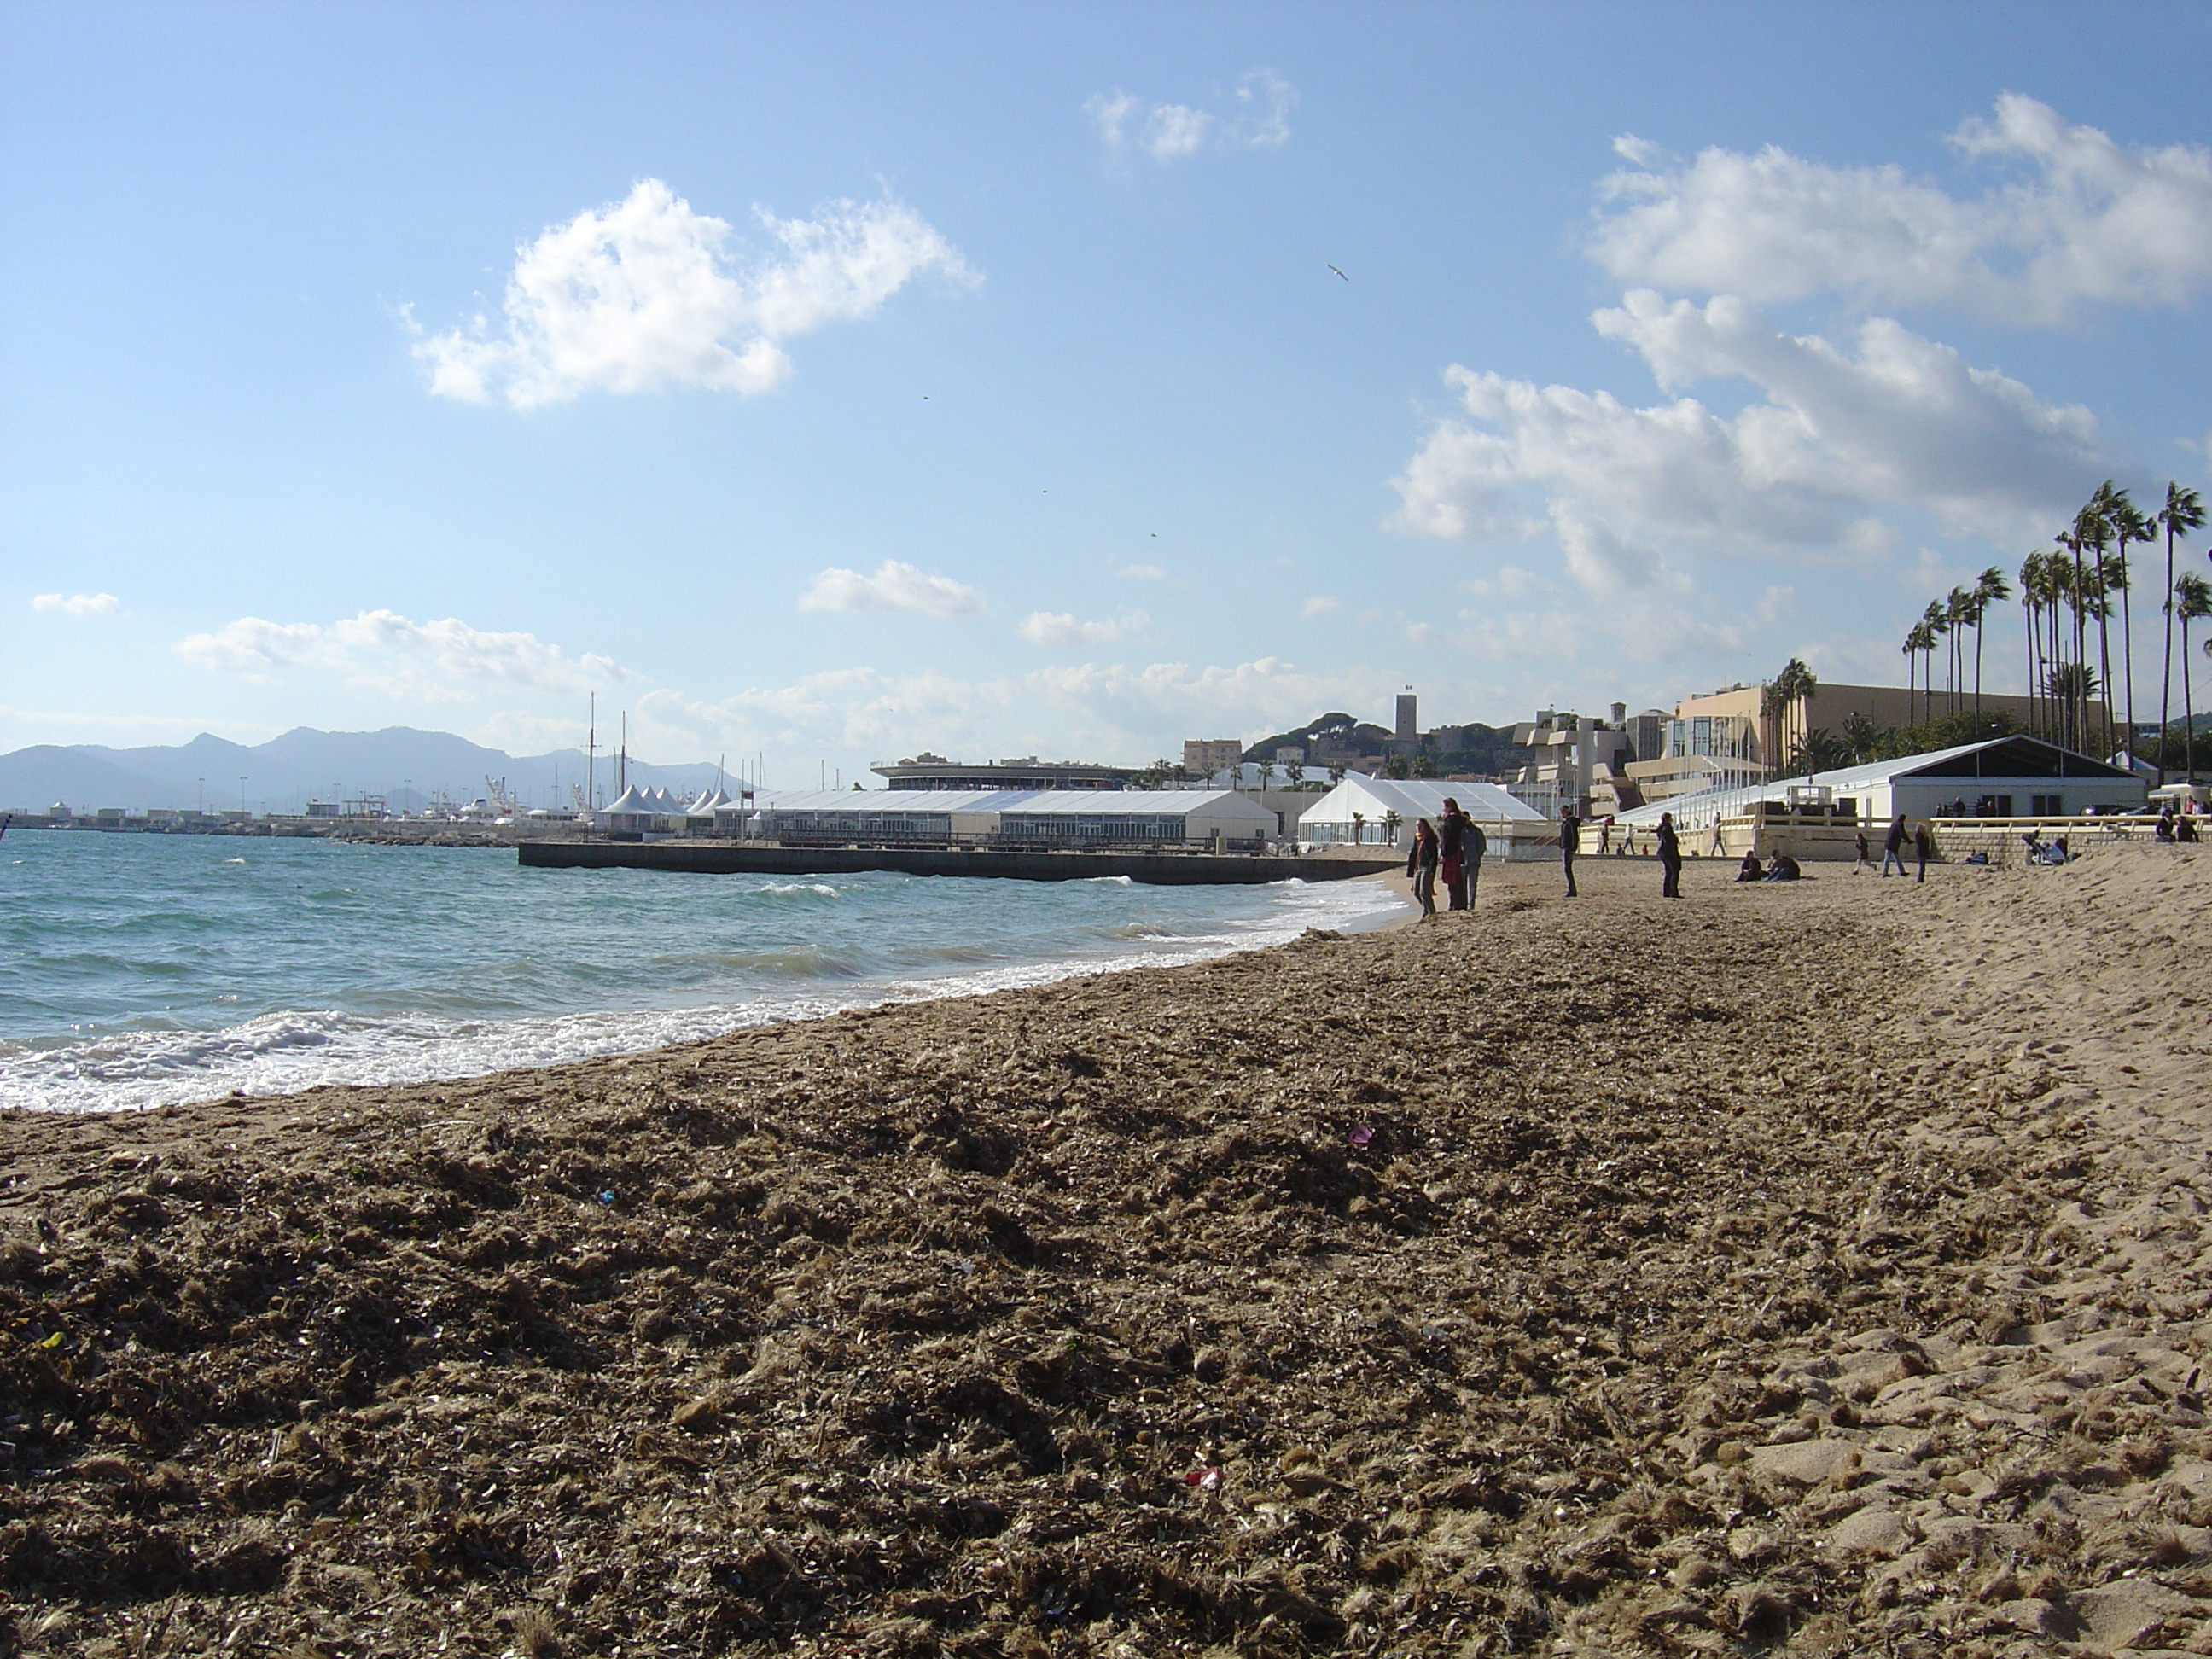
left=1401, top=796, right=1489, bottom=917
left=1849, top=813, right=1934, bottom=882
left=1735, top=850, right=1802, bottom=882
left=2155, top=806, right=2202, bottom=843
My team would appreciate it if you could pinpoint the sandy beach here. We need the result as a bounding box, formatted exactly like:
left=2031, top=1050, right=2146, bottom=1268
left=4, top=845, right=2211, bottom=1657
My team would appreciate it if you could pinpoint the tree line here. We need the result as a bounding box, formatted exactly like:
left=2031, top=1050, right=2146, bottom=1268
left=1901, top=480, right=2212, bottom=784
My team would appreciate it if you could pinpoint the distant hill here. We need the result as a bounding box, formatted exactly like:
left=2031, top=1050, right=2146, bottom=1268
left=0, top=727, right=726, bottom=814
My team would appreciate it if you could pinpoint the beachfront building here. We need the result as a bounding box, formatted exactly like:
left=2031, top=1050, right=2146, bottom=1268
left=736, top=788, right=1279, bottom=849
left=1672, top=679, right=2064, bottom=777
left=1615, top=735, right=2145, bottom=837
left=1299, top=777, right=1545, bottom=846
left=1502, top=712, right=1638, bottom=818
left=870, top=754, right=1138, bottom=790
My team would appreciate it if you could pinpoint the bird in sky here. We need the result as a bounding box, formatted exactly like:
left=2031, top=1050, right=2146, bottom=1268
left=1327, top=264, right=1348, bottom=281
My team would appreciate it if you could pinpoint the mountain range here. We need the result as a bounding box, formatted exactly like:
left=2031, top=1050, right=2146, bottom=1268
left=0, top=728, right=731, bottom=815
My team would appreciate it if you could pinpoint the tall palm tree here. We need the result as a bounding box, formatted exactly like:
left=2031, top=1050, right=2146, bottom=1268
left=2075, top=500, right=2118, bottom=756
left=1920, top=601, right=1948, bottom=727
left=2159, top=483, right=2206, bottom=782
left=1761, top=656, right=1819, bottom=766
left=1901, top=626, right=1921, bottom=726
left=1971, top=565, right=2010, bottom=728
left=2020, top=550, right=2049, bottom=741
left=2175, top=572, right=2212, bottom=786
left=1947, top=585, right=1978, bottom=716
left=2058, top=516, right=2090, bottom=749
left=2097, top=484, right=2153, bottom=765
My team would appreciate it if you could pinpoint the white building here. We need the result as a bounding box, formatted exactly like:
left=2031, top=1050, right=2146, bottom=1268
left=1298, top=777, right=1546, bottom=846
left=1615, top=735, right=2145, bottom=833
left=733, top=788, right=1281, bottom=848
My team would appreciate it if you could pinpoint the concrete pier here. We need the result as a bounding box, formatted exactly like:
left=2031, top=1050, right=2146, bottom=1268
left=516, top=840, right=1401, bottom=886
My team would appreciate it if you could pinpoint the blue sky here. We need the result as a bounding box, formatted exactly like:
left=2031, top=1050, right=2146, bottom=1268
left=7, top=1, right=2212, bottom=777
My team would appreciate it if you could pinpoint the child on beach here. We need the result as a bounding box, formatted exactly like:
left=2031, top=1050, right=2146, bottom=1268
left=1406, top=818, right=1440, bottom=917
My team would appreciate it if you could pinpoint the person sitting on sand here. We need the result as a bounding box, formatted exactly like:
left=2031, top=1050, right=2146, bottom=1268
left=1762, top=852, right=1801, bottom=882
left=2157, top=807, right=2177, bottom=842
left=1736, top=850, right=1764, bottom=882
left=2181, top=812, right=2201, bottom=844
left=1406, top=818, right=1440, bottom=917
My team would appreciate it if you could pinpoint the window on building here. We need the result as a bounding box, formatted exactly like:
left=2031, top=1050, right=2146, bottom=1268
left=2030, top=794, right=2063, bottom=817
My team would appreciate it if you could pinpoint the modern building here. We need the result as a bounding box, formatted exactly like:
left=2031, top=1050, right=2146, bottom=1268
left=1503, top=711, right=1638, bottom=818
left=870, top=754, right=1138, bottom=790
left=1298, top=777, right=1546, bottom=846
left=1671, top=681, right=2064, bottom=775
left=1615, top=735, right=2145, bottom=835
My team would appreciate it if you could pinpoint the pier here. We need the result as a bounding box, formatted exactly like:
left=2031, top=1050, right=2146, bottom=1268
left=516, top=840, right=1402, bottom=885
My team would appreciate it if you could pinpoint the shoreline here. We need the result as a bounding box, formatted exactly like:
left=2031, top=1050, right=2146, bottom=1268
left=4, top=849, right=2210, bottom=1655
left=1, top=853, right=1411, bottom=1116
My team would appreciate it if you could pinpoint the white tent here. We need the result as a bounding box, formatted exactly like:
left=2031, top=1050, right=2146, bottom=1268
left=1298, top=777, right=1545, bottom=846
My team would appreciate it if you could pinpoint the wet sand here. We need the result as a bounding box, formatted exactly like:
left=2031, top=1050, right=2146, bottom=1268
left=3, top=846, right=2210, bottom=1656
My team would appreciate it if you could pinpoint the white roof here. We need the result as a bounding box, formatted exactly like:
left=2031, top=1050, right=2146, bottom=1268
left=1301, top=776, right=1545, bottom=824
left=1616, top=735, right=2138, bottom=826
left=1000, top=789, right=1278, bottom=820
left=748, top=789, right=1029, bottom=814
left=602, top=785, right=659, bottom=815
left=685, top=788, right=734, bottom=813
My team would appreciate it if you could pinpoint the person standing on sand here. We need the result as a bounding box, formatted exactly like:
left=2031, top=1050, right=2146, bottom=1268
left=1438, top=797, right=1470, bottom=911
left=1656, top=812, right=1682, bottom=899
left=1914, top=821, right=1933, bottom=884
left=1881, top=813, right=1908, bottom=877
left=1464, top=813, right=1487, bottom=903
left=1560, top=807, right=1580, bottom=897
left=1854, top=829, right=1871, bottom=873
left=1406, top=818, right=1440, bottom=917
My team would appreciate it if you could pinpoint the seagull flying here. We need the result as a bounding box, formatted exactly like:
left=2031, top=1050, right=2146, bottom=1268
left=1327, top=264, right=1348, bottom=281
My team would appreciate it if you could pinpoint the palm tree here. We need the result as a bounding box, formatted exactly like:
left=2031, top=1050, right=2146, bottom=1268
left=1842, top=712, right=1884, bottom=763
left=2058, top=516, right=2089, bottom=749
left=2076, top=500, right=2119, bottom=757
left=1950, top=586, right=1978, bottom=714
left=1970, top=565, right=2010, bottom=729
left=2097, top=483, right=2153, bottom=765
left=2019, top=550, right=2048, bottom=741
left=1761, top=656, right=1819, bottom=764
left=1920, top=601, right=1949, bottom=726
left=1901, top=627, right=1921, bottom=726
left=2174, top=572, right=2212, bottom=786
left=2159, top=483, right=2206, bottom=783
left=1790, top=729, right=1850, bottom=775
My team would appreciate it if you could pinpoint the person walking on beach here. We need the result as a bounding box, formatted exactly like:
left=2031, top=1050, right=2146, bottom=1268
left=1656, top=811, right=1682, bottom=898
left=1406, top=817, right=1440, bottom=917
left=1913, top=821, right=1933, bottom=884
left=1438, top=796, right=1470, bottom=911
left=1880, top=813, right=1908, bottom=877
left=1560, top=807, right=1580, bottom=897
left=1853, top=829, right=1871, bottom=873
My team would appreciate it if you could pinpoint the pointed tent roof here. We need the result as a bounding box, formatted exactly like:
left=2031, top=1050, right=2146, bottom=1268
left=602, top=785, right=652, bottom=815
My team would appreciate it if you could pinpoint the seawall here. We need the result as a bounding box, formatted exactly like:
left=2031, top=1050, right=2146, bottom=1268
left=516, top=840, right=1401, bottom=886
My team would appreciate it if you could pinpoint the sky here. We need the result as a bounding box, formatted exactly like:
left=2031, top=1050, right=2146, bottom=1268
left=7, top=1, right=2212, bottom=780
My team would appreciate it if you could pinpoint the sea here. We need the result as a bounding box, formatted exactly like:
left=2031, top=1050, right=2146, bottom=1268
left=0, top=830, right=1406, bottom=1113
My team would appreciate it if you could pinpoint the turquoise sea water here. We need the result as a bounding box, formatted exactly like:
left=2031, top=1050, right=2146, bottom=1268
left=0, top=830, right=1404, bottom=1112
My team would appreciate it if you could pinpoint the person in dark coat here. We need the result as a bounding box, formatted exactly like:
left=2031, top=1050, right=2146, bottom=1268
left=1914, top=821, right=1933, bottom=883
left=1880, top=813, right=1908, bottom=877
left=1736, top=850, right=1765, bottom=882
left=1438, top=797, right=1470, bottom=910
left=1406, top=818, right=1440, bottom=917
left=1656, top=812, right=1682, bottom=899
left=1559, top=807, right=1580, bottom=897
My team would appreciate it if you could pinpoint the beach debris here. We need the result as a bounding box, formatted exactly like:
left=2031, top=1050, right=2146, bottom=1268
left=1347, top=1124, right=1373, bottom=1147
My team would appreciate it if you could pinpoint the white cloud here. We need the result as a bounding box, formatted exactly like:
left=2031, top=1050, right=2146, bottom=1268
left=797, top=560, right=983, bottom=618
left=1390, top=291, right=2108, bottom=600
left=1088, top=70, right=1296, bottom=162
left=172, top=609, right=634, bottom=701
left=1114, top=562, right=1167, bottom=582
left=1301, top=596, right=1341, bottom=618
left=1592, top=95, right=2212, bottom=323
left=413, top=181, right=973, bottom=408
left=1017, top=608, right=1150, bottom=647
left=32, top=592, right=120, bottom=617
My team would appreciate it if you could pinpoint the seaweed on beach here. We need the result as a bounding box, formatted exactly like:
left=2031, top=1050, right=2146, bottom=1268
left=3, top=851, right=2212, bottom=1656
